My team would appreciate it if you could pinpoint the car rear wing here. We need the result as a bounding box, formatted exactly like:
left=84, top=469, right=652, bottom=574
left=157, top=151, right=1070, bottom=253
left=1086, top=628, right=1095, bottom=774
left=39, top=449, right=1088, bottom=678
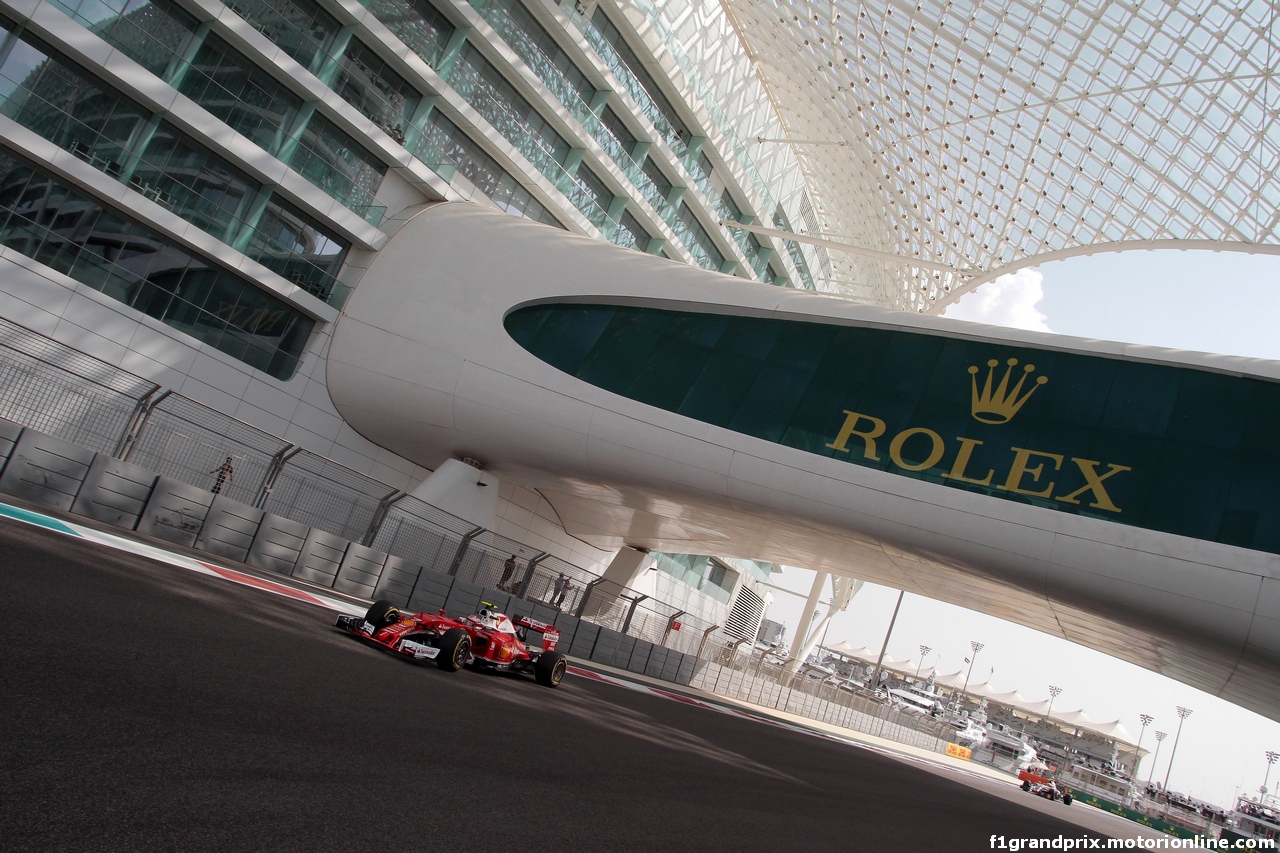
left=513, top=615, right=560, bottom=652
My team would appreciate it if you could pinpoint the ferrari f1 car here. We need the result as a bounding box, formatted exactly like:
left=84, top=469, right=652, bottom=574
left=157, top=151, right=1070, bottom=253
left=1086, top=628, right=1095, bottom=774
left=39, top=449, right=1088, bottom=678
left=1020, top=778, right=1073, bottom=805
left=335, top=599, right=569, bottom=687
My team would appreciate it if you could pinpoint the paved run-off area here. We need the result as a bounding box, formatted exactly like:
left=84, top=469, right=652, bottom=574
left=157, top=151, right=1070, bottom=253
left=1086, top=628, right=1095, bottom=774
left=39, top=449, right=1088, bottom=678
left=0, top=516, right=1152, bottom=851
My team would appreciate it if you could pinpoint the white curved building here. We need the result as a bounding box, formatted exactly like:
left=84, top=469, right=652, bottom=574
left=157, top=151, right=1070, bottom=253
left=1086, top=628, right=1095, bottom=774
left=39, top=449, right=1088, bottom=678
left=0, top=0, right=1276, bottom=717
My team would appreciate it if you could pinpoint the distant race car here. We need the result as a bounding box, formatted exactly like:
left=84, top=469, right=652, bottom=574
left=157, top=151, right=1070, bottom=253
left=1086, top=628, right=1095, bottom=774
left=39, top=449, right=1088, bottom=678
left=1020, top=778, right=1073, bottom=805
left=335, top=599, right=569, bottom=687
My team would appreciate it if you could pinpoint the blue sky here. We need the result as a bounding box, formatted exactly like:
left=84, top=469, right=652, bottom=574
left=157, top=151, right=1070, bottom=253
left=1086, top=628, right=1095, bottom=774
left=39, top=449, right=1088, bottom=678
left=766, top=250, right=1280, bottom=808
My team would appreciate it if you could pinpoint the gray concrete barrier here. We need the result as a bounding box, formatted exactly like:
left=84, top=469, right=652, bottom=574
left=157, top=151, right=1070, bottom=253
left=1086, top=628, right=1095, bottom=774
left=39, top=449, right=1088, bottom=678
left=246, top=513, right=310, bottom=576
left=442, top=579, right=485, bottom=618
left=135, top=476, right=214, bottom=547
left=292, top=528, right=349, bottom=587
left=193, top=497, right=264, bottom=563
left=628, top=639, right=653, bottom=674
left=70, top=454, right=158, bottom=528
left=0, top=418, right=22, bottom=472
left=370, top=555, right=421, bottom=606
left=405, top=566, right=453, bottom=613
left=333, top=542, right=391, bottom=599
left=567, top=620, right=599, bottom=658
left=0, top=429, right=95, bottom=511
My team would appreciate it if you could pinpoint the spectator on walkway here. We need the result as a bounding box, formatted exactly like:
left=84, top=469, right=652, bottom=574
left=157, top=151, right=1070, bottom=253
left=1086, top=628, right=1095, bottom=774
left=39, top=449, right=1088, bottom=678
left=552, top=574, right=573, bottom=608
left=499, top=554, right=519, bottom=591
left=550, top=572, right=568, bottom=606
left=210, top=457, right=234, bottom=494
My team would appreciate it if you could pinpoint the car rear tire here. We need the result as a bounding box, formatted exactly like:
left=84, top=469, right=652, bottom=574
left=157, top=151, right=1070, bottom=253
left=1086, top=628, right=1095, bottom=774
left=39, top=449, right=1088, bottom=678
left=1063, top=793, right=1073, bottom=805
left=535, top=651, right=568, bottom=687
left=436, top=628, right=470, bottom=672
left=366, top=599, right=400, bottom=628
left=1021, top=781, right=1031, bottom=791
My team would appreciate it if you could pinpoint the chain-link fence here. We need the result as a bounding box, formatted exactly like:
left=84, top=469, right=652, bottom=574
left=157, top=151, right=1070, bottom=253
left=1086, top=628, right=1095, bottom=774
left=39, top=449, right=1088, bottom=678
left=0, top=316, right=959, bottom=758
left=0, top=320, right=153, bottom=454
left=693, top=645, right=955, bottom=754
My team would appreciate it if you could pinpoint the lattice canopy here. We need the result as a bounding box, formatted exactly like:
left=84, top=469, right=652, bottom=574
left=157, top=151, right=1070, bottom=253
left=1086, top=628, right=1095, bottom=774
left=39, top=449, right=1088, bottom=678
left=721, top=0, right=1280, bottom=311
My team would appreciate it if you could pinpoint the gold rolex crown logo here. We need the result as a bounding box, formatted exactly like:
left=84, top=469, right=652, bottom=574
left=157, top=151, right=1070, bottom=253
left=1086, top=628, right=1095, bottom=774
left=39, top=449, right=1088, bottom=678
left=968, top=358, right=1048, bottom=424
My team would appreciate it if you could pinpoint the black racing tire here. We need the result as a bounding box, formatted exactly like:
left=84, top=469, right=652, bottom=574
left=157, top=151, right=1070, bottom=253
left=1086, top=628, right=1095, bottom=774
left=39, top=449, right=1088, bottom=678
left=1062, top=793, right=1073, bottom=806
left=366, top=599, right=400, bottom=628
left=535, top=651, right=568, bottom=687
left=1021, top=781, right=1031, bottom=791
left=436, top=628, right=470, bottom=672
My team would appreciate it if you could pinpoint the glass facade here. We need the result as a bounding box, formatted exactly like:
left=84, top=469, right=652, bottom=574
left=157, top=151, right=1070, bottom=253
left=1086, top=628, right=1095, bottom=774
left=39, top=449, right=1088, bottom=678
left=0, top=146, right=313, bottom=378
left=179, top=31, right=303, bottom=155
left=506, top=303, right=1280, bottom=555
left=243, top=196, right=350, bottom=306
left=677, top=201, right=724, bottom=270
left=587, top=7, right=687, bottom=149
left=0, top=27, right=149, bottom=179
left=0, top=23, right=351, bottom=310
left=132, top=123, right=259, bottom=242
left=332, top=37, right=421, bottom=136
left=653, top=553, right=733, bottom=604
left=49, top=0, right=199, bottom=78
left=221, top=0, right=341, bottom=75
left=423, top=111, right=562, bottom=227
left=287, top=113, right=386, bottom=218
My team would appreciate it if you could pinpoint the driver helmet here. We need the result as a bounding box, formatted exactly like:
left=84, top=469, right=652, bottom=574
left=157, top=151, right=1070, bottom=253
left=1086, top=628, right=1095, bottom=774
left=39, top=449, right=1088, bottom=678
left=476, top=607, right=503, bottom=630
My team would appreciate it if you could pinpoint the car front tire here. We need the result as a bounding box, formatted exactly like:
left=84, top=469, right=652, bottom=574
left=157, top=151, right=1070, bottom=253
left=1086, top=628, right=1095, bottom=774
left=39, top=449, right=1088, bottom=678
left=437, top=628, right=470, bottom=672
left=366, top=599, right=400, bottom=628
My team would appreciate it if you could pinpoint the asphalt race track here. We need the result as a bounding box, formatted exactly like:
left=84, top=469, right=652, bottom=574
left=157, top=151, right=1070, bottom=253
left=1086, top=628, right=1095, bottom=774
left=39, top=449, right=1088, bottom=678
left=0, top=518, right=1120, bottom=852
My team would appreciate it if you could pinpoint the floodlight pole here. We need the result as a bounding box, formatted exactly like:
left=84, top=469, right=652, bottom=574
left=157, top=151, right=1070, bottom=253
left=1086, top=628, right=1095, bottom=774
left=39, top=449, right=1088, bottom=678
left=916, top=645, right=931, bottom=679
left=1262, top=750, right=1279, bottom=796
left=1131, top=714, right=1153, bottom=804
left=1147, top=731, right=1167, bottom=789
left=1161, top=707, right=1192, bottom=797
left=1046, top=685, right=1062, bottom=722
left=954, top=640, right=983, bottom=716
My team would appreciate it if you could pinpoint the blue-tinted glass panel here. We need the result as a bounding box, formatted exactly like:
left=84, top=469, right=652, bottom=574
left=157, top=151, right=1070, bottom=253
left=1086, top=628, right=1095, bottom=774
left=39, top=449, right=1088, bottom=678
left=0, top=145, right=312, bottom=379
left=221, top=0, right=340, bottom=73
left=50, top=0, right=199, bottom=77
left=179, top=32, right=302, bottom=154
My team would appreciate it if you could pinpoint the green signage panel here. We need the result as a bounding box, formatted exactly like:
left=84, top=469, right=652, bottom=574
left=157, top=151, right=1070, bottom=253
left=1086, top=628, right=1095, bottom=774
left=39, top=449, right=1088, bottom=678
left=505, top=304, right=1280, bottom=555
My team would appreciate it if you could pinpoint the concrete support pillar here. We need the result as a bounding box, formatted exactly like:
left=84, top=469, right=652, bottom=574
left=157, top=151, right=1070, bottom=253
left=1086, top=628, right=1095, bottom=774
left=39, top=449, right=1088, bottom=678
left=579, top=545, right=649, bottom=621
left=407, top=458, right=499, bottom=529
left=788, top=571, right=829, bottom=670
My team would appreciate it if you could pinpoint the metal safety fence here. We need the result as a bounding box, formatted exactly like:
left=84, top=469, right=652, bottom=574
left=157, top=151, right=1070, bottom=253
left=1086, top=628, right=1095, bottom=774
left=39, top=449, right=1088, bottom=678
left=691, top=647, right=955, bottom=754
left=0, top=317, right=957, bottom=758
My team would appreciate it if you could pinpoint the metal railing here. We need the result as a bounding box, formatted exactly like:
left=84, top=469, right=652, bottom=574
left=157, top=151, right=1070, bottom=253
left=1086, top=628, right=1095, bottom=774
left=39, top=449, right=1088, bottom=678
left=0, top=316, right=958, bottom=757
left=692, top=646, right=955, bottom=754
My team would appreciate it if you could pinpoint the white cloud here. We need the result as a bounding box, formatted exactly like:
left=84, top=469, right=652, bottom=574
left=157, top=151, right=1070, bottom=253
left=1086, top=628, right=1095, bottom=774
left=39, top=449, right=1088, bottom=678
left=941, top=268, right=1052, bottom=332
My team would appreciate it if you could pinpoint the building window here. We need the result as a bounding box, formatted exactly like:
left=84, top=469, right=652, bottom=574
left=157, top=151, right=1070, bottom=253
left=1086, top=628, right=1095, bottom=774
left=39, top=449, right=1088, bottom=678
left=48, top=0, right=200, bottom=78
left=587, top=7, right=688, bottom=144
left=179, top=32, right=303, bottom=155
left=0, top=146, right=314, bottom=379
left=132, top=123, right=261, bottom=243
left=0, top=27, right=150, bottom=178
left=287, top=113, right=387, bottom=219
left=618, top=209, right=651, bottom=251
left=220, top=0, right=341, bottom=74
left=678, top=202, right=724, bottom=270
left=244, top=196, right=351, bottom=307
left=364, top=0, right=454, bottom=64
left=423, top=112, right=563, bottom=228
left=332, top=38, right=421, bottom=137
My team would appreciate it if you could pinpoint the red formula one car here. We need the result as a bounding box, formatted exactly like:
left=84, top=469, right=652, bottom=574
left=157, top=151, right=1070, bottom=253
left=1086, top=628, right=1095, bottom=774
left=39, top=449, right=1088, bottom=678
left=335, top=599, right=569, bottom=687
left=1020, top=778, right=1073, bottom=805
